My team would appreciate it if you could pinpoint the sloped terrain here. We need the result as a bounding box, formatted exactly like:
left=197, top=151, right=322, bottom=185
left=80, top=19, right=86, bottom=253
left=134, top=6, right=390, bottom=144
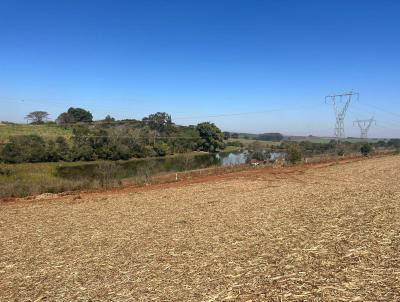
left=1, top=156, right=399, bottom=301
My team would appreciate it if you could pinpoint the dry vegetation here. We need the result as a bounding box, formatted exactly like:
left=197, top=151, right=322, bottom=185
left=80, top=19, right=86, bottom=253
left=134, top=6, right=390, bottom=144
left=1, top=156, right=399, bottom=301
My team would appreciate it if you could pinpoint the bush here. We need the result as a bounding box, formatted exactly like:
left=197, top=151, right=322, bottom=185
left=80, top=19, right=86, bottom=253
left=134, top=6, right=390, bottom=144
left=1, top=135, right=47, bottom=163
left=70, top=145, right=97, bottom=161
left=360, top=143, right=373, bottom=156
left=250, top=151, right=269, bottom=161
left=337, top=148, right=345, bottom=156
left=154, top=142, right=170, bottom=156
left=286, top=144, right=303, bottom=164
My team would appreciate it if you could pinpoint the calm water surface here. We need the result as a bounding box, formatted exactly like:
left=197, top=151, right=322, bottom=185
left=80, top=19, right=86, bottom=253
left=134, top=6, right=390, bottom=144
left=57, top=151, right=250, bottom=180
left=57, top=150, right=283, bottom=180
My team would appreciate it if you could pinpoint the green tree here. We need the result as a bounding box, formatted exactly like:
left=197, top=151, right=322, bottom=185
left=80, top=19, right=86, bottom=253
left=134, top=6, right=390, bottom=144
left=55, top=136, right=70, bottom=160
left=286, top=144, right=303, bottom=164
left=196, top=122, right=225, bottom=152
left=56, top=112, right=73, bottom=125
left=143, top=112, right=172, bottom=133
left=104, top=115, right=115, bottom=122
left=248, top=141, right=269, bottom=161
left=56, top=107, right=93, bottom=125
left=67, top=107, right=93, bottom=123
left=153, top=142, right=170, bottom=156
left=25, top=111, right=49, bottom=124
left=360, top=143, right=373, bottom=156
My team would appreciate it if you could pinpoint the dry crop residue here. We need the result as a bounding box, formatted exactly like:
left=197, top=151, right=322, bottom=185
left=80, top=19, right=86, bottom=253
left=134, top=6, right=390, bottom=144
left=1, top=156, right=399, bottom=301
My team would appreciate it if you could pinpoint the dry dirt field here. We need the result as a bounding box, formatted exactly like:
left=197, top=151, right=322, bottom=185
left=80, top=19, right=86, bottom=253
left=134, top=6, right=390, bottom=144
left=1, top=155, right=400, bottom=301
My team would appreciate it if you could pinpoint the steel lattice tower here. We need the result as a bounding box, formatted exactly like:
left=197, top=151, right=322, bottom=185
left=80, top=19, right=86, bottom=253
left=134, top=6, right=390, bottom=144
left=325, top=91, right=358, bottom=140
left=354, top=118, right=375, bottom=139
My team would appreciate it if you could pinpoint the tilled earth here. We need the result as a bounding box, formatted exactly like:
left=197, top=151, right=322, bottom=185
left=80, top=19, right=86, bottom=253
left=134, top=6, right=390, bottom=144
left=1, top=156, right=400, bottom=301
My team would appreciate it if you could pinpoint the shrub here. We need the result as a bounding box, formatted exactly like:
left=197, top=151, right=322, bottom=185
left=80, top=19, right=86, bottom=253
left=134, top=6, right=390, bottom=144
left=1, top=135, right=47, bottom=163
left=286, top=144, right=303, bottom=164
left=337, top=148, right=345, bottom=156
left=360, top=143, right=373, bottom=156
left=154, top=142, right=170, bottom=156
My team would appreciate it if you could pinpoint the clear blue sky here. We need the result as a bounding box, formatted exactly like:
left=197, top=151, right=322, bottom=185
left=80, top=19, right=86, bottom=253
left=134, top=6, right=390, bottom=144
left=1, top=0, right=399, bottom=137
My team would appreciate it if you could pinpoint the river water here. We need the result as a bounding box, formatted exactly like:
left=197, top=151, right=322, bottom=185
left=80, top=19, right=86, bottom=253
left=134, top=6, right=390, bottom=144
left=56, top=150, right=282, bottom=181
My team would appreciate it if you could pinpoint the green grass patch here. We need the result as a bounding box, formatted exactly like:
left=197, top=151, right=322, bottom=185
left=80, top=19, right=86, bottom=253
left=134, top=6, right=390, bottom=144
left=227, top=138, right=281, bottom=147
left=0, top=161, right=93, bottom=198
left=0, top=123, right=72, bottom=142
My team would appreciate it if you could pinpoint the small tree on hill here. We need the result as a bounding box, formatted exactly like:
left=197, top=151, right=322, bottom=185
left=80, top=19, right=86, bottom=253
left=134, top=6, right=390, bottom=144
left=104, top=115, right=115, bottom=123
left=25, top=111, right=49, bottom=124
left=56, top=107, right=93, bottom=125
left=56, top=112, right=73, bottom=125
left=143, top=112, right=172, bottom=133
left=67, top=107, right=93, bottom=123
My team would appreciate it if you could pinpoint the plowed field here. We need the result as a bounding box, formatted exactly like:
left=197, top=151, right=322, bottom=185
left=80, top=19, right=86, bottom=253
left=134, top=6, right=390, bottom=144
left=1, top=155, right=399, bottom=301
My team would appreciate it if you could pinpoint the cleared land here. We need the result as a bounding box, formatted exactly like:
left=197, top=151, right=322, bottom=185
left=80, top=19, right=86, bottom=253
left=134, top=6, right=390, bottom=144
left=1, top=156, right=399, bottom=301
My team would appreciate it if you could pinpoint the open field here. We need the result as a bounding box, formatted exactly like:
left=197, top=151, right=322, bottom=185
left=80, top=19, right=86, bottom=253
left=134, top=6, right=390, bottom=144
left=0, top=123, right=72, bottom=142
left=227, top=138, right=281, bottom=147
left=1, top=155, right=400, bottom=301
left=286, top=136, right=382, bottom=144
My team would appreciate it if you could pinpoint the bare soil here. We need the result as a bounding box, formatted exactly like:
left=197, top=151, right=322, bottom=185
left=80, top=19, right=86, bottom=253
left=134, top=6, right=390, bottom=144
left=1, top=155, right=399, bottom=301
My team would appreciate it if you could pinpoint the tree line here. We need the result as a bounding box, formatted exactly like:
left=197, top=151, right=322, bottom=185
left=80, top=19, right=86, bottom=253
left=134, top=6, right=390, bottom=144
left=1, top=109, right=225, bottom=163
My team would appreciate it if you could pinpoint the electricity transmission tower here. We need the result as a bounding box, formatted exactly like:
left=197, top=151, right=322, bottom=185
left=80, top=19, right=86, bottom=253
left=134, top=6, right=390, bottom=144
left=354, top=118, right=375, bottom=139
left=325, top=91, right=358, bottom=140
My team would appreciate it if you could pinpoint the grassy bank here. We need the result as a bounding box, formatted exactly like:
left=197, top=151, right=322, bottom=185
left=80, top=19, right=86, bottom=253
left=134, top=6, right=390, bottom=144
left=1, top=150, right=394, bottom=199
left=0, top=161, right=94, bottom=198
left=0, top=123, right=72, bottom=142
left=0, top=151, right=221, bottom=198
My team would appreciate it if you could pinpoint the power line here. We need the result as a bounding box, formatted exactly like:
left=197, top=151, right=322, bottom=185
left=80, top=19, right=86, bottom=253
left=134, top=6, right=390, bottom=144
left=325, top=91, right=358, bottom=139
left=173, top=104, right=325, bottom=120
left=353, top=118, right=375, bottom=139
left=361, top=102, right=400, bottom=119
left=350, top=103, right=400, bottom=128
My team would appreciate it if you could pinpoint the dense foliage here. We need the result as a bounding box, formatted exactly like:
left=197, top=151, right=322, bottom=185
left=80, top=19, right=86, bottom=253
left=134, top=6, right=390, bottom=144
left=56, top=107, right=93, bottom=125
left=1, top=107, right=398, bottom=164
left=360, top=143, right=373, bottom=156
left=286, top=144, right=303, bottom=164
left=196, top=122, right=225, bottom=152
left=0, top=112, right=226, bottom=163
left=257, top=133, right=284, bottom=142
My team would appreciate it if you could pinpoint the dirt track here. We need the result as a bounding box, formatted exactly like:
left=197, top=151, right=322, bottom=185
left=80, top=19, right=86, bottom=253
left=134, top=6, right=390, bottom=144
left=1, top=155, right=400, bottom=301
